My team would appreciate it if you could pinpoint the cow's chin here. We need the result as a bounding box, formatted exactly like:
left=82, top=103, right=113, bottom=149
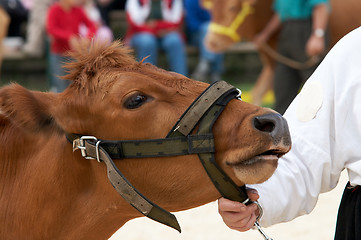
left=229, top=156, right=279, bottom=184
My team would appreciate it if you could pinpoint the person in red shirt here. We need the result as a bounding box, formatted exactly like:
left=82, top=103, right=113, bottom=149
left=46, top=0, right=97, bottom=92
left=125, top=0, right=188, bottom=76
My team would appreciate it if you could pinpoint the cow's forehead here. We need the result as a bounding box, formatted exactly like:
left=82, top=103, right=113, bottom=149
left=58, top=40, right=207, bottom=102
left=62, top=41, right=137, bottom=88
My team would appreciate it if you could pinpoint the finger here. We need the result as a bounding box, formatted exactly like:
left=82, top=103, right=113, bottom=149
left=218, top=197, right=244, bottom=213
left=222, top=210, right=258, bottom=232
left=219, top=204, right=247, bottom=222
left=219, top=202, right=259, bottom=227
left=246, top=187, right=259, bottom=201
left=236, top=212, right=258, bottom=232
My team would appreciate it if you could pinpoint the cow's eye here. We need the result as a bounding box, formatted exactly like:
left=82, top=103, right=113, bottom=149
left=124, top=93, right=148, bottom=109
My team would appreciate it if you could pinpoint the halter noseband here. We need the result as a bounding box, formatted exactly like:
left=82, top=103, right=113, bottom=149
left=66, top=81, right=250, bottom=232
left=208, top=1, right=254, bottom=42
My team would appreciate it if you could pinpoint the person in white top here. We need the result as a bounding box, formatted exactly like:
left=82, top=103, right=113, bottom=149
left=218, top=26, right=361, bottom=240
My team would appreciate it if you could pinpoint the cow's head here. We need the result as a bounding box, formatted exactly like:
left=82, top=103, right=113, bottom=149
left=0, top=41, right=290, bottom=216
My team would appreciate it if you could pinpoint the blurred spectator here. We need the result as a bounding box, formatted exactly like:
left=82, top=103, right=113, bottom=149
left=81, top=0, right=113, bottom=44
left=0, top=0, right=30, bottom=38
left=46, top=0, right=97, bottom=92
left=0, top=6, right=10, bottom=76
left=24, top=0, right=111, bottom=57
left=184, top=0, right=223, bottom=83
left=95, top=0, right=126, bottom=27
left=253, top=0, right=330, bottom=114
left=125, top=0, right=188, bottom=76
left=23, top=0, right=54, bottom=57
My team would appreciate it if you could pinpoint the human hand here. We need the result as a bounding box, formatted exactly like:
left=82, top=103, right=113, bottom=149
left=69, top=35, right=81, bottom=50
left=146, top=20, right=157, bottom=29
left=306, top=34, right=326, bottom=57
left=218, top=188, right=260, bottom=232
left=253, top=32, right=269, bottom=50
left=69, top=36, right=90, bottom=51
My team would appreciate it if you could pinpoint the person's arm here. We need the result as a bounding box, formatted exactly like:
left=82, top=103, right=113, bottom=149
left=306, top=3, right=330, bottom=56
left=218, top=130, right=333, bottom=230
left=220, top=75, right=337, bottom=229
left=219, top=25, right=361, bottom=230
left=253, top=13, right=281, bottom=49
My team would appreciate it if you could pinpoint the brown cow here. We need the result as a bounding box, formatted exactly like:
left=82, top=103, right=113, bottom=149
left=0, top=40, right=291, bottom=239
left=205, top=0, right=361, bottom=105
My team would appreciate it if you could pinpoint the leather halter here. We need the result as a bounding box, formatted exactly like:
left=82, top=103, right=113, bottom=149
left=208, top=1, right=254, bottom=42
left=66, top=81, right=250, bottom=232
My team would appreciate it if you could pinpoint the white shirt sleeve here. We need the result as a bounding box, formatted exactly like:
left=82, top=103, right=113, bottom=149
left=252, top=26, right=361, bottom=227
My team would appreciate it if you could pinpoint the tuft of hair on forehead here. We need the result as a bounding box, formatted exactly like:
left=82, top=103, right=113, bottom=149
left=62, top=39, right=139, bottom=93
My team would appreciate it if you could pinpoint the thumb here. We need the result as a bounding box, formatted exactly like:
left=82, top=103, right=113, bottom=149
left=246, top=187, right=259, bottom=202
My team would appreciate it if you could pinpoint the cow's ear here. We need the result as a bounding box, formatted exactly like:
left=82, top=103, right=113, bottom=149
left=0, top=84, right=61, bottom=133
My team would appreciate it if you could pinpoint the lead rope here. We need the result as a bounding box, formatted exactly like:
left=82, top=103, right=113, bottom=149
left=260, top=43, right=321, bottom=70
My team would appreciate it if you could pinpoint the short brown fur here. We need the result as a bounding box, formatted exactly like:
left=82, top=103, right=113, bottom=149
left=0, top=40, right=290, bottom=239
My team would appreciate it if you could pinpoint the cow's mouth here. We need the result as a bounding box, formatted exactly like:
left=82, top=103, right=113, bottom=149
left=227, top=149, right=285, bottom=168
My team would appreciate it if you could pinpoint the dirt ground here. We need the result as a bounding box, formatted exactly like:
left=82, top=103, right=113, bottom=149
left=110, top=171, right=348, bottom=240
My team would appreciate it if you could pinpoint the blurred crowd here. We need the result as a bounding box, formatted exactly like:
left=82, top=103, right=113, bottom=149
left=0, top=0, right=329, bottom=116
left=0, top=0, right=223, bottom=92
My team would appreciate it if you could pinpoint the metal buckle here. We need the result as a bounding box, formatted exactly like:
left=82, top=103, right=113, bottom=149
left=95, top=140, right=101, bottom=163
left=236, top=88, right=242, bottom=100
left=77, top=136, right=101, bottom=163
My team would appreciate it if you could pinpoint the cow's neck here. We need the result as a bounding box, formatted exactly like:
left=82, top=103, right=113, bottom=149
left=0, top=128, right=139, bottom=239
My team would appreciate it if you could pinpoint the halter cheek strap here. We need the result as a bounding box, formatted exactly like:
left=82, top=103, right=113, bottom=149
left=67, top=81, right=249, bottom=232
left=167, top=82, right=250, bottom=204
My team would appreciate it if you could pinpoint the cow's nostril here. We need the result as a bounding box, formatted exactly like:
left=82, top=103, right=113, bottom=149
left=253, top=113, right=290, bottom=146
left=254, top=117, right=275, bottom=133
